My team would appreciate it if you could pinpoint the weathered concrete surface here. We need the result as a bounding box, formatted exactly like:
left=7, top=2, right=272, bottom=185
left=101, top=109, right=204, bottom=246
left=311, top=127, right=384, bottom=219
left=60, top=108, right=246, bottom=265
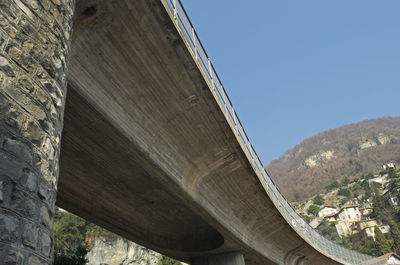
left=57, top=0, right=340, bottom=264
left=0, top=0, right=74, bottom=263
left=192, top=252, right=245, bottom=265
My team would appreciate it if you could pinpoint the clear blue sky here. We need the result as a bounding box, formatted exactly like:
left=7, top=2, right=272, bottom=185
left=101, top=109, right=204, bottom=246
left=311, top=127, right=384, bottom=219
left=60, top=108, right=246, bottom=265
left=181, top=1, right=400, bottom=164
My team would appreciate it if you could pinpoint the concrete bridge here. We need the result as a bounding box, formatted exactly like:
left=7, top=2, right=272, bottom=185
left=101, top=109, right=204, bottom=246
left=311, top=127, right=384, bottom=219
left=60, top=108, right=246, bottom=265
left=0, top=0, right=373, bottom=264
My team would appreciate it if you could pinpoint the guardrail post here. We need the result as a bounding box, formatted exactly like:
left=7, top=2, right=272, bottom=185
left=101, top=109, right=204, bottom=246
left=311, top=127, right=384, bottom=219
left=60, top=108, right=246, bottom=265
left=208, top=58, right=213, bottom=82
left=208, top=59, right=215, bottom=92
left=173, top=0, right=177, bottom=20
left=192, top=28, right=198, bottom=59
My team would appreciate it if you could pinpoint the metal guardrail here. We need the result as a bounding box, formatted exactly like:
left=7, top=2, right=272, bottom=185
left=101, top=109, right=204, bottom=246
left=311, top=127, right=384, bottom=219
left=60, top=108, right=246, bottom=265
left=163, top=0, right=374, bottom=264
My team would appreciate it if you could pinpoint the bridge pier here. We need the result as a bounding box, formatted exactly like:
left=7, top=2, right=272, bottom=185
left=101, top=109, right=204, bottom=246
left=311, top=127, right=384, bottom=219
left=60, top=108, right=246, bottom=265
left=191, top=252, right=245, bottom=265
left=0, top=0, right=74, bottom=264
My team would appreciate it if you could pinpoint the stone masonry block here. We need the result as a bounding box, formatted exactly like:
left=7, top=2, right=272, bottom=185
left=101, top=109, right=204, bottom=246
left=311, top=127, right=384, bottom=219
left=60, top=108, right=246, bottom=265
left=0, top=152, right=23, bottom=182
left=2, top=105, right=25, bottom=134
left=22, top=221, right=38, bottom=249
left=7, top=46, right=36, bottom=73
left=3, top=84, right=47, bottom=123
left=27, top=256, right=41, bottom=265
left=0, top=93, right=11, bottom=115
left=0, top=55, right=15, bottom=77
left=39, top=230, right=52, bottom=257
left=1, top=137, right=33, bottom=164
left=10, top=189, right=38, bottom=218
left=1, top=249, right=25, bottom=265
left=40, top=0, right=52, bottom=11
left=2, top=117, right=20, bottom=133
left=37, top=180, right=56, bottom=209
left=20, top=168, right=37, bottom=192
left=0, top=177, right=14, bottom=205
left=0, top=213, right=19, bottom=242
left=37, top=180, right=50, bottom=200
left=41, top=136, right=54, bottom=161
left=40, top=205, right=52, bottom=230
left=39, top=158, right=55, bottom=187
left=22, top=118, right=42, bottom=147
left=0, top=181, right=3, bottom=202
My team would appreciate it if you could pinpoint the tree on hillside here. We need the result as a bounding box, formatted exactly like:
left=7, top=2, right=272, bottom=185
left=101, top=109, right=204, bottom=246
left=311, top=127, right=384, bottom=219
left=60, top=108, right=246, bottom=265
left=365, top=173, right=375, bottom=180
left=385, top=167, right=400, bottom=200
left=325, top=180, right=340, bottom=191
left=371, top=182, right=382, bottom=190
left=313, top=194, right=324, bottom=205
left=375, top=226, right=391, bottom=255
left=358, top=239, right=379, bottom=256
left=318, top=219, right=341, bottom=244
left=381, top=167, right=400, bottom=178
left=342, top=236, right=352, bottom=250
left=300, top=213, right=312, bottom=223
left=342, top=176, right=350, bottom=185
left=54, top=208, right=88, bottom=265
left=158, top=255, right=181, bottom=265
left=54, top=208, right=86, bottom=252
left=307, top=204, right=320, bottom=216
left=351, top=183, right=361, bottom=192
left=54, top=245, right=88, bottom=265
left=372, top=187, right=385, bottom=215
left=338, top=188, right=351, bottom=198
left=360, top=179, right=369, bottom=189
left=390, top=221, right=400, bottom=255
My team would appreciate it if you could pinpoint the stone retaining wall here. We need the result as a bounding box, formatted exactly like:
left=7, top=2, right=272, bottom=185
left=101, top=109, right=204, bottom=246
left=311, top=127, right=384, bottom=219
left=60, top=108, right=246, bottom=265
left=0, top=0, right=74, bottom=264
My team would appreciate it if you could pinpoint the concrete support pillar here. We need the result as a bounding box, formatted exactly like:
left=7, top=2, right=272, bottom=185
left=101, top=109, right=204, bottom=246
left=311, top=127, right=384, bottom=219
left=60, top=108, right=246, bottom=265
left=191, top=252, right=245, bottom=265
left=0, top=0, right=74, bottom=264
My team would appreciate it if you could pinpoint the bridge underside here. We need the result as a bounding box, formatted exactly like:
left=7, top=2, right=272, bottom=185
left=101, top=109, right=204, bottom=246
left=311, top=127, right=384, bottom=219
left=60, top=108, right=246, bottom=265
left=58, top=88, right=225, bottom=258
left=57, top=0, right=339, bottom=264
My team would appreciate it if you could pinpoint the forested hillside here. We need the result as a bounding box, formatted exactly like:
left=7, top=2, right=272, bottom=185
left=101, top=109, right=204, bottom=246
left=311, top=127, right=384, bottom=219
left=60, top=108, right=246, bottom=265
left=265, top=117, right=400, bottom=201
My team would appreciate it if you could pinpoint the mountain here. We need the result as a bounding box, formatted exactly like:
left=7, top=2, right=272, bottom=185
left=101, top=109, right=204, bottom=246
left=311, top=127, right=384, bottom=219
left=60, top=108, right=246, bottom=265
left=265, top=117, right=400, bottom=201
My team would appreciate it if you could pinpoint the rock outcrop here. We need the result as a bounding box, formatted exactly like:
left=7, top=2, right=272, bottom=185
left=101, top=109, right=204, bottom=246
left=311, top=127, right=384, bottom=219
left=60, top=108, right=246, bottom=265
left=86, top=235, right=160, bottom=265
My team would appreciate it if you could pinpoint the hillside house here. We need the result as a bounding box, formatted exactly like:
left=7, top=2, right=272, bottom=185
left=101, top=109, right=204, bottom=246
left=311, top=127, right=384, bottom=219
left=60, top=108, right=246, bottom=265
left=388, top=196, right=399, bottom=207
left=359, top=207, right=375, bottom=219
left=335, top=221, right=354, bottom=237
left=318, top=206, right=338, bottom=218
left=356, top=220, right=379, bottom=231
left=324, top=212, right=338, bottom=222
left=336, top=205, right=362, bottom=222
left=383, top=183, right=400, bottom=206
left=368, top=176, right=388, bottom=186
left=334, top=205, right=362, bottom=237
left=361, top=225, right=390, bottom=241
left=382, top=163, right=395, bottom=170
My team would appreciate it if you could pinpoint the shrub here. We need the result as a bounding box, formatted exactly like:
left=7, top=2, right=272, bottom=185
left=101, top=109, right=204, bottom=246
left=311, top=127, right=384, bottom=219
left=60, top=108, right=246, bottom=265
left=313, top=194, right=325, bottom=205
left=307, top=204, right=320, bottom=216
left=158, top=255, right=181, bottom=265
left=338, top=188, right=351, bottom=198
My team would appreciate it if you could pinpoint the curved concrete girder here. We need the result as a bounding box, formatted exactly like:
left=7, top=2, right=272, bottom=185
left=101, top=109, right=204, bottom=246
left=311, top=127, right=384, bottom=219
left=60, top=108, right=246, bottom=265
left=191, top=252, right=245, bottom=265
left=59, top=0, right=342, bottom=264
